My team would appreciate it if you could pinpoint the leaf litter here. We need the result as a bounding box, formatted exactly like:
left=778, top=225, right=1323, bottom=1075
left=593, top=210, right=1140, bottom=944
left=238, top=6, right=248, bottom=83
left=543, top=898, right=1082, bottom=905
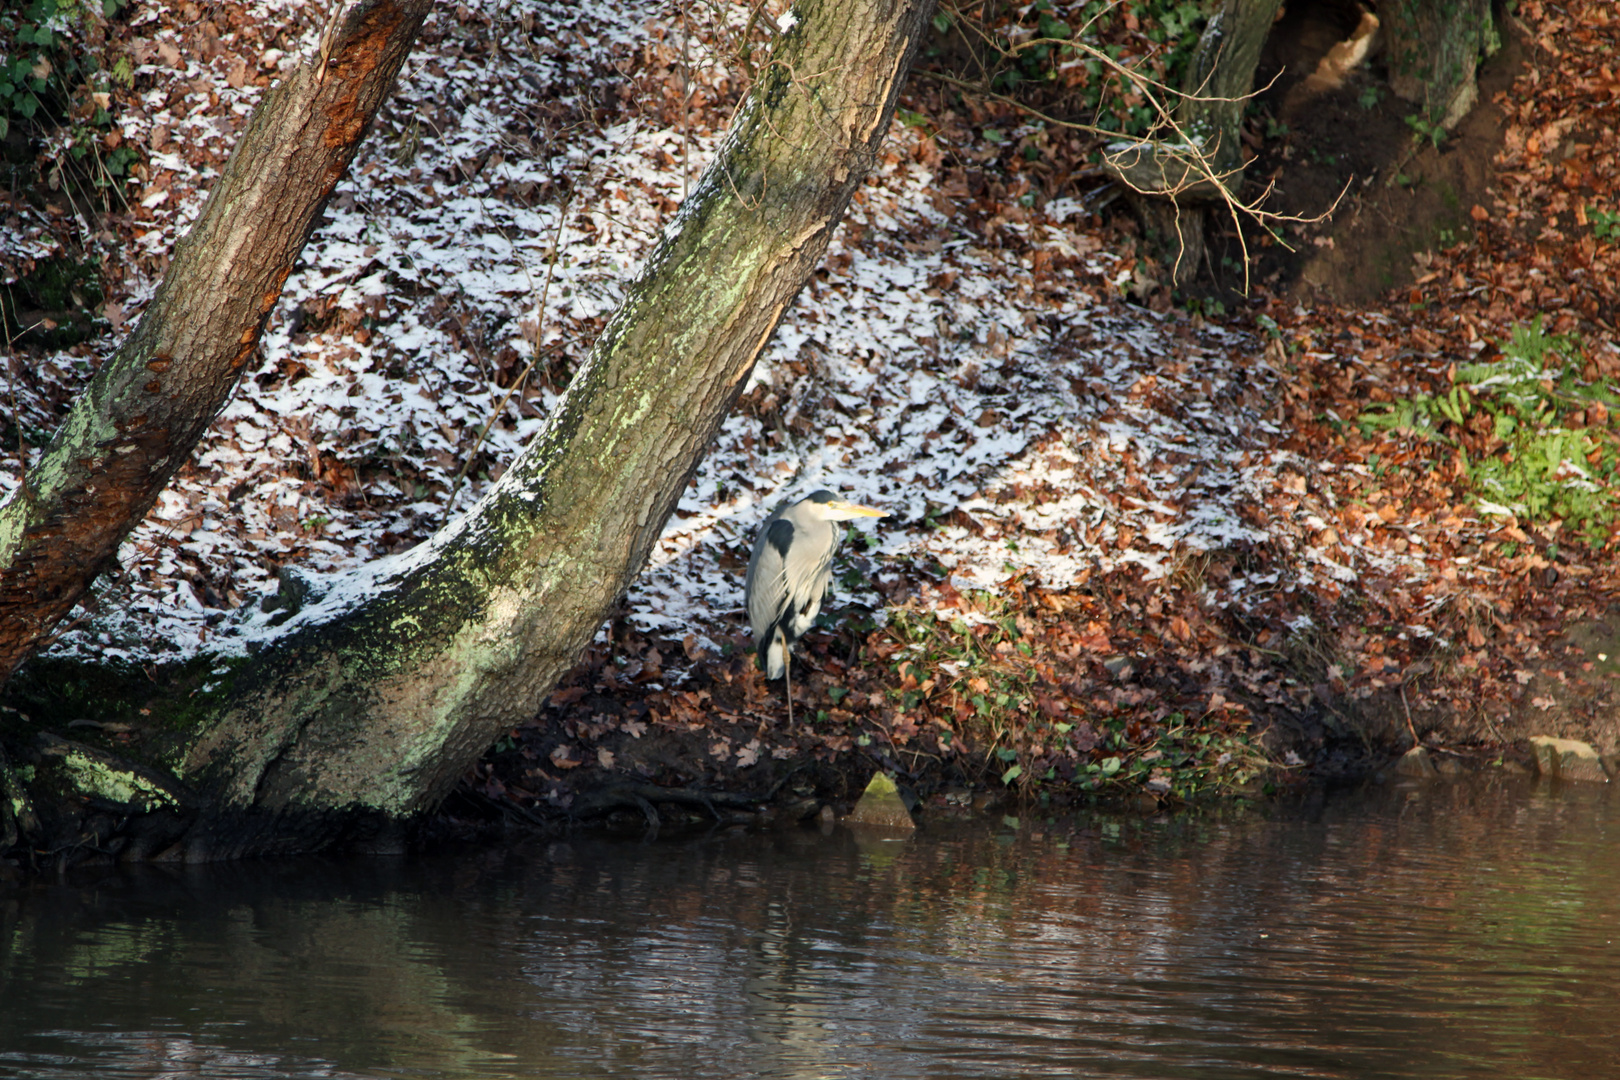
left=3, top=0, right=1620, bottom=825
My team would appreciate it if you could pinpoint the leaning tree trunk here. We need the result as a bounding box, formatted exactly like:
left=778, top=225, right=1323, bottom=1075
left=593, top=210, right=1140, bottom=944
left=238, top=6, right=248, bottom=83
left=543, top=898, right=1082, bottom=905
left=0, top=0, right=432, bottom=683
left=3, top=0, right=936, bottom=862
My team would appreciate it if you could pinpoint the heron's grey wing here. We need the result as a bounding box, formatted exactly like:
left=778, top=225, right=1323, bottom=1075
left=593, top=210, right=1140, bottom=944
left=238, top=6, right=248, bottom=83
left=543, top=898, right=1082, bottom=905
left=746, top=517, right=796, bottom=645
left=781, top=521, right=836, bottom=640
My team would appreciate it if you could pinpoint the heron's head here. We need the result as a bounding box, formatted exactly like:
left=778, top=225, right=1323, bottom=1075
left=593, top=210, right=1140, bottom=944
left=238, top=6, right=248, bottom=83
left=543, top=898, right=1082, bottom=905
left=805, top=490, right=886, bottom=522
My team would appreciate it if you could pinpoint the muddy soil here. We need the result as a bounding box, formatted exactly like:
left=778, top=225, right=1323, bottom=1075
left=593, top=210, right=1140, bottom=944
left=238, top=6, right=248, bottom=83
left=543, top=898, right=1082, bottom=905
left=1203, top=5, right=1530, bottom=304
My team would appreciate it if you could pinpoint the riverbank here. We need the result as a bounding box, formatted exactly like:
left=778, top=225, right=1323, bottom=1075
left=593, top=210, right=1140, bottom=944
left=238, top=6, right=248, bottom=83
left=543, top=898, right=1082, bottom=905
left=2, top=1, right=1618, bottom=860
left=458, top=0, right=1620, bottom=830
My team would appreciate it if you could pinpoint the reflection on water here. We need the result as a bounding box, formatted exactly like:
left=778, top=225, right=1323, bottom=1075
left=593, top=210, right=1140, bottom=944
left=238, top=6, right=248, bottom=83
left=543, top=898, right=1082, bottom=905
left=2, top=777, right=1618, bottom=1079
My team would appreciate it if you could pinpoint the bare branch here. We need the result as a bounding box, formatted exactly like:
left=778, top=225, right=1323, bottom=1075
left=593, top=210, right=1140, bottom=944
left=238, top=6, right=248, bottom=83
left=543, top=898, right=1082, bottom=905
left=920, top=5, right=1346, bottom=294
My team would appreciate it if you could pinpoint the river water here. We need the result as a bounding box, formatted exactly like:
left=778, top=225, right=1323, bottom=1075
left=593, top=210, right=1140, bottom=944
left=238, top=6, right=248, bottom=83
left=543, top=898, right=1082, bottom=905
left=2, top=776, right=1617, bottom=1079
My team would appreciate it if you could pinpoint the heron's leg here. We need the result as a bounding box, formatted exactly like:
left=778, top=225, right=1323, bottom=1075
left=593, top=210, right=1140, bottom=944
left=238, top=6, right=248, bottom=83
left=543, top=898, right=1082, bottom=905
left=783, top=632, right=794, bottom=729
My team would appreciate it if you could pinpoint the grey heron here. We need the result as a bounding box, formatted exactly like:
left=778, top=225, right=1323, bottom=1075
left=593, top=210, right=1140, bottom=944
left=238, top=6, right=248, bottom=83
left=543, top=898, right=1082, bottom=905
left=744, top=490, right=885, bottom=723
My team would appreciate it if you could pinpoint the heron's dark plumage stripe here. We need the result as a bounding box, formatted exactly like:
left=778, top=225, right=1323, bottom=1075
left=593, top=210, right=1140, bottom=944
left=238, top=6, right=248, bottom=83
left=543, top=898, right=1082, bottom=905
left=766, top=518, right=795, bottom=559
left=774, top=610, right=800, bottom=649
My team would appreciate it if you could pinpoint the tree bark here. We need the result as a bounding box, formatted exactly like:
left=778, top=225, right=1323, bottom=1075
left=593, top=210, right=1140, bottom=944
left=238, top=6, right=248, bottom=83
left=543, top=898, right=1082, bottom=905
left=1383, top=0, right=1497, bottom=130
left=1173, top=0, right=1285, bottom=180
left=0, top=0, right=433, bottom=683
left=4, top=0, right=936, bottom=861
left=1104, top=0, right=1283, bottom=287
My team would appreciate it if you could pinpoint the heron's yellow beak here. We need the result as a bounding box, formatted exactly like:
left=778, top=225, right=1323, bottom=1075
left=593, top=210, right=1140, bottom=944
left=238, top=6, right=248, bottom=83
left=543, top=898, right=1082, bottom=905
left=835, top=500, right=886, bottom=518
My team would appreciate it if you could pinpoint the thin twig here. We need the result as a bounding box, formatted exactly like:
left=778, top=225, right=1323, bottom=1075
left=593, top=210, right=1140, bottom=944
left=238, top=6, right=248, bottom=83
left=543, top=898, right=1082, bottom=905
left=680, top=0, right=692, bottom=200
left=448, top=190, right=574, bottom=503
left=735, top=0, right=780, bottom=78
left=2, top=291, right=43, bottom=500
left=1400, top=681, right=1419, bottom=748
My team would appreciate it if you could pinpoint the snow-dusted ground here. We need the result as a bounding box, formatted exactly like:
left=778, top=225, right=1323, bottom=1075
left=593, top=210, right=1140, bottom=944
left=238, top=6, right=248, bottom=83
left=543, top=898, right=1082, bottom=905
left=4, top=0, right=1425, bottom=668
